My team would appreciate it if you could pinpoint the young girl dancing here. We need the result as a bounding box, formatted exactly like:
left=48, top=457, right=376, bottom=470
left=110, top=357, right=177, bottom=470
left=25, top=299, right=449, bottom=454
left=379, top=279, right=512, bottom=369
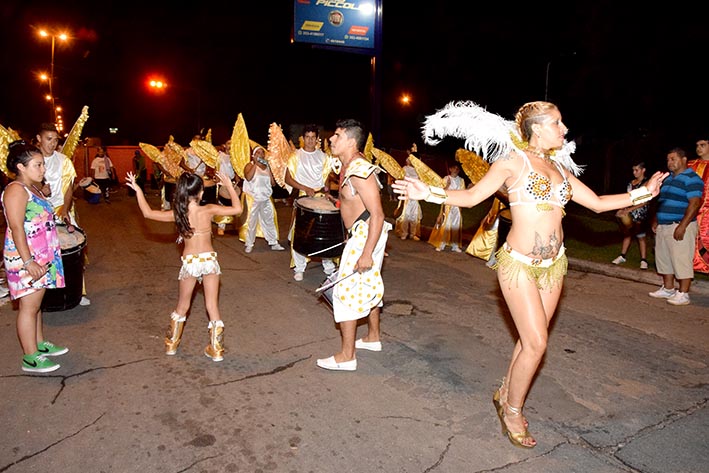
left=126, top=170, right=241, bottom=361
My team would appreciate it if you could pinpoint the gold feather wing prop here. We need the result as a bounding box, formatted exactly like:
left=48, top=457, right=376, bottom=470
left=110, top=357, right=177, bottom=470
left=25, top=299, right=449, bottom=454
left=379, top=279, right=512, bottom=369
left=62, top=106, right=89, bottom=160
left=372, top=147, right=404, bottom=180
left=267, top=122, right=294, bottom=188
left=204, top=129, right=212, bottom=143
left=0, top=124, right=21, bottom=176
left=408, top=154, right=444, bottom=188
left=189, top=139, right=218, bottom=168
left=162, top=137, right=187, bottom=178
left=363, top=133, right=374, bottom=162
left=229, top=114, right=251, bottom=179
left=455, top=148, right=489, bottom=185
left=139, top=142, right=162, bottom=163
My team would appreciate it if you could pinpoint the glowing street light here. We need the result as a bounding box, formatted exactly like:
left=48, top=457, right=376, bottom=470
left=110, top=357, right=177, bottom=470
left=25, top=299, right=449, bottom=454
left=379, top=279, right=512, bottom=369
left=147, top=75, right=202, bottom=133
left=38, top=28, right=69, bottom=124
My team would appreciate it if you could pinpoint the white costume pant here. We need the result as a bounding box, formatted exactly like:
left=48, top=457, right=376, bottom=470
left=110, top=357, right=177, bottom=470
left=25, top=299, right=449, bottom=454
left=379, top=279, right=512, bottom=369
left=245, top=198, right=279, bottom=246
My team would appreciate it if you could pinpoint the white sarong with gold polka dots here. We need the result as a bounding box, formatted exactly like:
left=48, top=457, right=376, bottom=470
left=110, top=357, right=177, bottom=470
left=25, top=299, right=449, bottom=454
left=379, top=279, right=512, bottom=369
left=332, top=219, right=391, bottom=323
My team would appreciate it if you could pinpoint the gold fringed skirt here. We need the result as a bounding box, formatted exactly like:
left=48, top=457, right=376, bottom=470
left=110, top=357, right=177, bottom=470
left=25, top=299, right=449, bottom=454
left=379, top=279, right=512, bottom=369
left=491, top=242, right=567, bottom=291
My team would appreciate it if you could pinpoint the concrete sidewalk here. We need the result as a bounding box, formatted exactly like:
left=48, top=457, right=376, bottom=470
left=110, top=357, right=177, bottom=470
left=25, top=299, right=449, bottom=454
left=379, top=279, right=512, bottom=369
left=0, top=190, right=707, bottom=472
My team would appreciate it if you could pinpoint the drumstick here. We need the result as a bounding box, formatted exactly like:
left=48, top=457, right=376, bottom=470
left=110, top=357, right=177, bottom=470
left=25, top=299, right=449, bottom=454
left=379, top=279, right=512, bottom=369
left=315, top=272, right=357, bottom=293
left=307, top=241, right=345, bottom=257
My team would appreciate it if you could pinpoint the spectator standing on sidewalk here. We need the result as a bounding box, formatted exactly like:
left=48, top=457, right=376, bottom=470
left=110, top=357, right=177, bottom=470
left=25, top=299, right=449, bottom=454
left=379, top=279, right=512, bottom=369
left=611, top=161, right=650, bottom=269
left=90, top=146, right=114, bottom=202
left=648, top=148, right=703, bottom=306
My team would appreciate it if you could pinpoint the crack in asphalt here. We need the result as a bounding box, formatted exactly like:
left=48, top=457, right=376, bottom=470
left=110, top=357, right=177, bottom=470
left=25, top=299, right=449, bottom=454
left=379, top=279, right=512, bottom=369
left=0, top=413, right=104, bottom=473
left=423, top=435, right=454, bottom=472
left=175, top=454, right=221, bottom=473
left=205, top=355, right=311, bottom=387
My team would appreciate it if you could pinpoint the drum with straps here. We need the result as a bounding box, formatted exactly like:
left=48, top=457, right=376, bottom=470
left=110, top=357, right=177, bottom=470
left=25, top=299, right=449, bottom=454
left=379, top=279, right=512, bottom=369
left=292, top=196, right=346, bottom=258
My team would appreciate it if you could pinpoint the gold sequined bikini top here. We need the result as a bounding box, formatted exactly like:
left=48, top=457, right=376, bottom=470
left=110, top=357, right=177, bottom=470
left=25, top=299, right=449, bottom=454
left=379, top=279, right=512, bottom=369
left=507, top=153, right=572, bottom=212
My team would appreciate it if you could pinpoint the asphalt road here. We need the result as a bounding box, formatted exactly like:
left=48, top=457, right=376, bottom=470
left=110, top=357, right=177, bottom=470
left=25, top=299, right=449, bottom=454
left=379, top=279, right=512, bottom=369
left=1, top=188, right=707, bottom=473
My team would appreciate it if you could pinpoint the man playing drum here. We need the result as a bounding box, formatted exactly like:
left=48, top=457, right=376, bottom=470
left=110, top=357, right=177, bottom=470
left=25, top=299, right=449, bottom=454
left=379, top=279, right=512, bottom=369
left=316, top=119, right=391, bottom=372
left=285, top=124, right=336, bottom=281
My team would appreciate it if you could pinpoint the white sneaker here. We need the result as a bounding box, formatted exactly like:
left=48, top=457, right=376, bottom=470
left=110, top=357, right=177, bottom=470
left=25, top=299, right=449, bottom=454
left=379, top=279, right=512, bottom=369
left=648, top=286, right=676, bottom=299
left=451, top=246, right=462, bottom=253
left=435, top=247, right=443, bottom=252
left=293, top=272, right=304, bottom=282
left=79, top=296, right=91, bottom=306
left=245, top=245, right=253, bottom=253
left=640, top=260, right=649, bottom=270
left=0, top=285, right=9, bottom=298
left=612, top=255, right=627, bottom=265
left=667, top=291, right=690, bottom=306
left=270, top=243, right=285, bottom=251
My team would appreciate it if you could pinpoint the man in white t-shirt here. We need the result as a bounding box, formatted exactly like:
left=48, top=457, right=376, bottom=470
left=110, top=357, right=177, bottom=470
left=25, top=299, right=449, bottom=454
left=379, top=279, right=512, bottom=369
left=90, top=146, right=113, bottom=202
left=284, top=124, right=336, bottom=281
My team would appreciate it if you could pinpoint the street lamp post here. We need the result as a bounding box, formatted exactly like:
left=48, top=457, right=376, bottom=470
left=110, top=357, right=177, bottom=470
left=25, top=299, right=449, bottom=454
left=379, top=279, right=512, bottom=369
left=38, top=29, right=68, bottom=124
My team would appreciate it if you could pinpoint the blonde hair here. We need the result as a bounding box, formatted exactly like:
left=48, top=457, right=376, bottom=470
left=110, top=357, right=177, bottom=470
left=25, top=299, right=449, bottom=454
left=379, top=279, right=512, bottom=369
left=514, top=101, right=558, bottom=142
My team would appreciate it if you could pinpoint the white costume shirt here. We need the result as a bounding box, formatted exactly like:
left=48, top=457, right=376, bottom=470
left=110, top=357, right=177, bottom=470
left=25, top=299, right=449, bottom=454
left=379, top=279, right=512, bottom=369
left=243, top=166, right=273, bottom=202
left=294, top=148, right=327, bottom=190
left=43, top=150, right=76, bottom=212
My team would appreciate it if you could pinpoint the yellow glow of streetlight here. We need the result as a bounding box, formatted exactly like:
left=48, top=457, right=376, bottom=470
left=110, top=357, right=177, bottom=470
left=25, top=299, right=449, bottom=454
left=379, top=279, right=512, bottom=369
left=400, top=94, right=412, bottom=106
left=37, top=28, right=70, bottom=126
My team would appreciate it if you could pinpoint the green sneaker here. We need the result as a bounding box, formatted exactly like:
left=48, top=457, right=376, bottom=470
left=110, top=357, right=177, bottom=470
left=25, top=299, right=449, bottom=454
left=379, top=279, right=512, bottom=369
left=22, top=352, right=60, bottom=373
left=37, top=340, right=69, bottom=356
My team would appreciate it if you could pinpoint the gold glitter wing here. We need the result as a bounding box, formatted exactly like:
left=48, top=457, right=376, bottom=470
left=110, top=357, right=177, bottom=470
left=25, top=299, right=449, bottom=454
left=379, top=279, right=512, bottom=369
left=455, top=148, right=489, bottom=185
left=372, top=147, right=404, bottom=180
left=62, top=106, right=89, bottom=160
left=139, top=142, right=162, bottom=163
left=229, top=114, right=250, bottom=179
left=0, top=124, right=21, bottom=176
left=189, top=139, right=218, bottom=168
left=162, top=137, right=186, bottom=178
left=363, top=133, right=374, bottom=162
left=408, top=153, right=444, bottom=188
left=267, top=122, right=294, bottom=188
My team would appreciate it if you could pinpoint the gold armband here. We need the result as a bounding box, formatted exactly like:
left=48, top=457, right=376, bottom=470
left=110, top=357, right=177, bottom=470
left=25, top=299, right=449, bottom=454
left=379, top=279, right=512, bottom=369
left=425, top=186, right=447, bottom=204
left=629, top=186, right=652, bottom=205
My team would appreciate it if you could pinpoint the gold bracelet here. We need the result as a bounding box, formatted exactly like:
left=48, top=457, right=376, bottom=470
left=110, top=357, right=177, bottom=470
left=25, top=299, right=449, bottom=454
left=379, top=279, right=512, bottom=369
left=629, top=186, right=652, bottom=205
left=425, top=186, right=447, bottom=204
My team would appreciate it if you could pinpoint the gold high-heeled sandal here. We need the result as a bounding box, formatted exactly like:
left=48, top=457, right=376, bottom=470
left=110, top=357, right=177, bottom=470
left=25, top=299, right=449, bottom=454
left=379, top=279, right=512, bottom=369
left=492, top=378, right=506, bottom=433
left=502, top=404, right=536, bottom=449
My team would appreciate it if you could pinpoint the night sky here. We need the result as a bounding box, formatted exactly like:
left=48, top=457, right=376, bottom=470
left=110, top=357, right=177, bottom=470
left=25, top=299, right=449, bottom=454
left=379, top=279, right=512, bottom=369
left=1, top=1, right=707, bottom=180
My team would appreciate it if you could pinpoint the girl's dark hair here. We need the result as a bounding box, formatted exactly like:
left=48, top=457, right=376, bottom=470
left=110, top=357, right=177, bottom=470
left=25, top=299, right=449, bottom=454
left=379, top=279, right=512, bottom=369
left=6, top=140, right=40, bottom=175
left=173, top=172, right=203, bottom=239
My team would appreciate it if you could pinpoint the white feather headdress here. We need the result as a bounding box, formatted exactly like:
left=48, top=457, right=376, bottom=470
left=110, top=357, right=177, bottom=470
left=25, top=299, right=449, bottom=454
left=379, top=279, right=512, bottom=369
left=422, top=101, right=583, bottom=176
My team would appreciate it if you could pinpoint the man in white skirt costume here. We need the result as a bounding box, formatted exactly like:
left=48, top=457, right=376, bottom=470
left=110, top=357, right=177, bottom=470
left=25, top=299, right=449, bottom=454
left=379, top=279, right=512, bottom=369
left=316, top=119, right=391, bottom=372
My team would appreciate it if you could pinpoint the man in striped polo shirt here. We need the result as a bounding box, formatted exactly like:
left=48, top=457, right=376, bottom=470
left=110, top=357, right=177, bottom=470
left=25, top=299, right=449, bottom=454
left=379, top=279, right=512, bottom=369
left=649, top=148, right=704, bottom=305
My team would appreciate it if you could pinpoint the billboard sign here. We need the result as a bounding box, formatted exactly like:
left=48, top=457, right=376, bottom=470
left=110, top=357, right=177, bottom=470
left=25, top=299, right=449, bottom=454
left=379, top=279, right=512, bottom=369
left=293, top=0, right=378, bottom=52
